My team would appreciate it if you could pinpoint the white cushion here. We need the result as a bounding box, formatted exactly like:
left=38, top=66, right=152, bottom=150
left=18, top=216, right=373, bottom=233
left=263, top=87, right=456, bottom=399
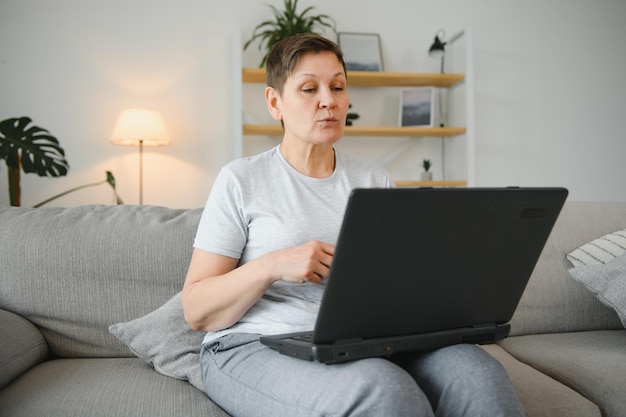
left=567, top=229, right=626, bottom=267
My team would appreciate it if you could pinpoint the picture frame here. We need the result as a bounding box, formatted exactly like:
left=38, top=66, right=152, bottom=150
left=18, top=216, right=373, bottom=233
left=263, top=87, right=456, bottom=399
left=337, top=32, right=383, bottom=72
left=399, top=87, right=435, bottom=127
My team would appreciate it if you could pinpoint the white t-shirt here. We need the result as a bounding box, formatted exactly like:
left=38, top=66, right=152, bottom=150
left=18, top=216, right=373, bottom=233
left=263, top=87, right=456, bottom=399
left=194, top=146, right=391, bottom=344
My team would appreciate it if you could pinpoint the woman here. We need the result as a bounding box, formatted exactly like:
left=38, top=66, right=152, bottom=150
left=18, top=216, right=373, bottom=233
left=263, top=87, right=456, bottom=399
left=182, top=33, right=524, bottom=417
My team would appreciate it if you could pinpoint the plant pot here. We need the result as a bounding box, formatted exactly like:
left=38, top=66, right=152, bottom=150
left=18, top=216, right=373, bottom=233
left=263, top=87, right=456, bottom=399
left=420, top=171, right=433, bottom=181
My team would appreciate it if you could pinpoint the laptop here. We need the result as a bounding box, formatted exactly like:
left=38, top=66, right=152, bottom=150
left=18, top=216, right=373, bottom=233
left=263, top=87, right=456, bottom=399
left=261, top=187, right=568, bottom=363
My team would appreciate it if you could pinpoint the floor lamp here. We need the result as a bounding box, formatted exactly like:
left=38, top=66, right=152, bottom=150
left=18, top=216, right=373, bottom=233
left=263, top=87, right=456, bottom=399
left=110, top=108, right=171, bottom=205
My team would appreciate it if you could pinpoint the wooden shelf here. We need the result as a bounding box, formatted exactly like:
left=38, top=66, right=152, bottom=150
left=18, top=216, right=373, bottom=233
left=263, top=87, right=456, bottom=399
left=240, top=50, right=472, bottom=186
left=395, top=180, right=468, bottom=187
left=242, top=68, right=464, bottom=88
left=243, top=124, right=466, bottom=137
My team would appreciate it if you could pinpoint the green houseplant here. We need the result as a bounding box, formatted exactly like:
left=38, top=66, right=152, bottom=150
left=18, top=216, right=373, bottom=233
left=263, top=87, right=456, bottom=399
left=243, top=0, right=336, bottom=67
left=346, top=104, right=360, bottom=126
left=421, top=159, right=433, bottom=181
left=0, top=117, right=69, bottom=206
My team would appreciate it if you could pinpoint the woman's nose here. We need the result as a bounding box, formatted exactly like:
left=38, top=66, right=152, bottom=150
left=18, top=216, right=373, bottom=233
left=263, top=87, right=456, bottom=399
left=319, top=87, right=336, bottom=108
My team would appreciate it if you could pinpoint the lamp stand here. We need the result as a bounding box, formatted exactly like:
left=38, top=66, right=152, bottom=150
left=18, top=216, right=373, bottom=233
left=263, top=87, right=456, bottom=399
left=139, top=139, right=144, bottom=205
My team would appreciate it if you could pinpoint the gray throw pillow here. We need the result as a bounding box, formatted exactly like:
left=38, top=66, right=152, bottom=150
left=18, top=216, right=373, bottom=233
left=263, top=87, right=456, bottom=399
left=568, top=253, right=626, bottom=328
left=109, top=292, right=205, bottom=390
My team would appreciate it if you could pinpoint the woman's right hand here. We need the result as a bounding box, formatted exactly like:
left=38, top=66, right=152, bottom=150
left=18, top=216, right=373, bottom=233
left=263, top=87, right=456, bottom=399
left=261, top=240, right=335, bottom=284
left=182, top=240, right=334, bottom=332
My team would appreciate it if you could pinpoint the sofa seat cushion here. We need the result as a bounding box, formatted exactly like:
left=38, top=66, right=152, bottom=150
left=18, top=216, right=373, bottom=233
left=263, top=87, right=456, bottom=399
left=0, top=309, right=49, bottom=390
left=498, top=330, right=626, bottom=417
left=0, top=358, right=229, bottom=417
left=481, top=344, right=600, bottom=417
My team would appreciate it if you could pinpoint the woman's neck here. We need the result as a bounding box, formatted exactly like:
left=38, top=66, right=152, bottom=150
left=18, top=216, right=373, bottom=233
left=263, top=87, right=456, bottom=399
left=279, top=142, right=335, bottom=179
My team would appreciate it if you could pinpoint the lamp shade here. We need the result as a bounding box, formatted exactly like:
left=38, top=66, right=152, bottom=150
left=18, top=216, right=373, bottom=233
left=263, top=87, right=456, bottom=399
left=111, top=108, right=171, bottom=146
left=428, top=35, right=446, bottom=58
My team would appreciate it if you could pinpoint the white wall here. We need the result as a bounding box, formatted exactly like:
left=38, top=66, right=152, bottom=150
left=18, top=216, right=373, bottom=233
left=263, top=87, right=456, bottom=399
left=1, top=0, right=625, bottom=208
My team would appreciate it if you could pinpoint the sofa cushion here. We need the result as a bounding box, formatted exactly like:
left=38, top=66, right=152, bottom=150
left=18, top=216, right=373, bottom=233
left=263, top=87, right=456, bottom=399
left=0, top=358, right=229, bottom=417
left=509, top=202, right=626, bottom=336
left=567, top=228, right=626, bottom=267
left=109, top=292, right=205, bottom=390
left=0, top=205, right=203, bottom=358
left=0, top=309, right=49, bottom=390
left=481, top=344, right=600, bottom=417
left=498, top=330, right=626, bottom=417
left=568, top=253, right=626, bottom=327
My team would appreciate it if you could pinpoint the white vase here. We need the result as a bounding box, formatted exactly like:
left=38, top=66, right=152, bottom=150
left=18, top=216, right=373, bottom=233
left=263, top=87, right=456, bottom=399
left=420, top=171, right=433, bottom=181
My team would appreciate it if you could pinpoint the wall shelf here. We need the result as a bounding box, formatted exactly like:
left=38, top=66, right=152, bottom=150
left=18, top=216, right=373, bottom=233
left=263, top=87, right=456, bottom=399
left=243, top=124, right=466, bottom=137
left=242, top=68, right=464, bottom=88
left=237, top=28, right=474, bottom=187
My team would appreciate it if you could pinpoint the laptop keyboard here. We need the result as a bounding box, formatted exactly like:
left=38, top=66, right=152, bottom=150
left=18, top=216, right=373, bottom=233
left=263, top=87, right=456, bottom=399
left=291, top=334, right=313, bottom=343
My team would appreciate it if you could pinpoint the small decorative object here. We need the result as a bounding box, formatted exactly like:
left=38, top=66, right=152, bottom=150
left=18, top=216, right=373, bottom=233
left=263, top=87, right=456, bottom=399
left=346, top=104, right=360, bottom=126
left=33, top=171, right=123, bottom=207
left=421, top=159, right=433, bottom=181
left=0, top=116, right=69, bottom=207
left=243, top=0, right=336, bottom=68
left=400, top=87, right=435, bottom=127
left=337, top=32, right=384, bottom=72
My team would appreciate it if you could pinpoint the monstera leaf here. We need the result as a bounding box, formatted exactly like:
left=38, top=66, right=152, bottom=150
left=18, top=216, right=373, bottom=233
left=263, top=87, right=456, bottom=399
left=0, top=117, right=69, bottom=176
left=0, top=117, right=69, bottom=206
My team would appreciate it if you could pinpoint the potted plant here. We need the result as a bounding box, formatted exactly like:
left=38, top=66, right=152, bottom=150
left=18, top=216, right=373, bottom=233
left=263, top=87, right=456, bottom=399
left=243, top=0, right=336, bottom=67
left=0, top=117, right=69, bottom=206
left=346, top=104, right=360, bottom=126
left=420, top=159, right=433, bottom=181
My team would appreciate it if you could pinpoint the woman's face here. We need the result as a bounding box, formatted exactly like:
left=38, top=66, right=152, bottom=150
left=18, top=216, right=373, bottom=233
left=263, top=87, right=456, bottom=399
left=271, top=51, right=349, bottom=147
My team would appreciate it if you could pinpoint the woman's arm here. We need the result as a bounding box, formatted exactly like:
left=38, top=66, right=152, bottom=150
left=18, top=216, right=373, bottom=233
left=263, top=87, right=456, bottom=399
left=182, top=240, right=335, bottom=332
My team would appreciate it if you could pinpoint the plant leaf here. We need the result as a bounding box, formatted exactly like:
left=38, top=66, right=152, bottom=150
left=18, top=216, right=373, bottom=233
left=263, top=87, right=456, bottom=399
left=106, top=170, right=116, bottom=188
left=0, top=117, right=70, bottom=177
left=242, top=0, right=337, bottom=67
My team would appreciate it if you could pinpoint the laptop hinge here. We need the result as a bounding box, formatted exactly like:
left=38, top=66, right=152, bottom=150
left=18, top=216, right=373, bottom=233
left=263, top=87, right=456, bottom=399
left=472, top=322, right=496, bottom=329
left=334, top=338, right=364, bottom=345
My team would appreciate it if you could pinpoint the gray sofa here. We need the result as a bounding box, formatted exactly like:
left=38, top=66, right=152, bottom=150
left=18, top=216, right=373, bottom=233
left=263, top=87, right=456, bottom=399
left=1, top=202, right=625, bottom=417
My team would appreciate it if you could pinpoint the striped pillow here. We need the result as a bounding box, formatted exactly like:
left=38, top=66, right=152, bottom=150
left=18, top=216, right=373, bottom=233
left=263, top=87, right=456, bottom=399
left=567, top=229, right=626, bottom=267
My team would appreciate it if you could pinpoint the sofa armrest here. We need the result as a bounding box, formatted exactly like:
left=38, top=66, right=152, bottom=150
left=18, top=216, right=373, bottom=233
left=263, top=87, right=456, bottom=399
left=0, top=309, right=49, bottom=389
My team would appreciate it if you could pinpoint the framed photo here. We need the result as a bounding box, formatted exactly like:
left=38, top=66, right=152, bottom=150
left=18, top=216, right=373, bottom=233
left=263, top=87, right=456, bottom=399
left=337, top=32, right=383, bottom=72
left=399, top=87, right=435, bottom=127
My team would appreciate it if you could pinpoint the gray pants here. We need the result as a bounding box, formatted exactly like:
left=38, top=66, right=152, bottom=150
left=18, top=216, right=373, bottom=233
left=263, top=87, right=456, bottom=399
left=200, top=333, right=524, bottom=417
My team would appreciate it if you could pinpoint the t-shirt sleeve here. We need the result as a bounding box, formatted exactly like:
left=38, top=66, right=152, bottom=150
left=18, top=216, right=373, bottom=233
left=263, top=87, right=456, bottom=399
left=193, top=166, right=247, bottom=259
left=379, top=166, right=393, bottom=188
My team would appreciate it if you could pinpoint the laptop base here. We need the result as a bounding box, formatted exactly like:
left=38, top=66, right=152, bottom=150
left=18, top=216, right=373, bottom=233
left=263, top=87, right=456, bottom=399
left=261, top=324, right=510, bottom=364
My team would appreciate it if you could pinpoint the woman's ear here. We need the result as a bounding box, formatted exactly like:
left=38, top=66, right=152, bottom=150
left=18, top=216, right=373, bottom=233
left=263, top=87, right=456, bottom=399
left=265, top=86, right=282, bottom=121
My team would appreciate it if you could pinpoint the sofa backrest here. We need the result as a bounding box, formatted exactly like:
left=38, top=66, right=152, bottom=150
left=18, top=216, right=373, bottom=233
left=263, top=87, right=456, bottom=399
left=0, top=205, right=203, bottom=358
left=1, top=201, right=624, bottom=357
left=509, top=201, right=625, bottom=336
